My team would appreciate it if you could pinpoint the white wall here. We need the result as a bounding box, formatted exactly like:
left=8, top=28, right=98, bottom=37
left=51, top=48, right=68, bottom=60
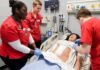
left=0, top=0, right=33, bottom=25
left=0, top=0, right=10, bottom=24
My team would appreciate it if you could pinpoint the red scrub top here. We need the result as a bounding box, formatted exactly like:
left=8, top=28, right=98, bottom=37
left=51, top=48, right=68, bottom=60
left=0, top=16, right=30, bottom=59
left=25, top=12, right=42, bottom=42
left=81, top=17, right=100, bottom=70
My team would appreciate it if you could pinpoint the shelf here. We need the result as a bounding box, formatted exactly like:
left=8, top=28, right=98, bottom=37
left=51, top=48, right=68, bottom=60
left=67, top=0, right=100, bottom=3
left=66, top=0, right=100, bottom=14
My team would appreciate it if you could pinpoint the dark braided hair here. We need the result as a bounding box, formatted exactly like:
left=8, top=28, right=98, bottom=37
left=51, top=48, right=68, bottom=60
left=9, top=0, right=26, bottom=15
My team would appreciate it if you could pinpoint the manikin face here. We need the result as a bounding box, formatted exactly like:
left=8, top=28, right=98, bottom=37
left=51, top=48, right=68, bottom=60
left=68, top=34, right=77, bottom=42
left=33, top=4, right=42, bottom=14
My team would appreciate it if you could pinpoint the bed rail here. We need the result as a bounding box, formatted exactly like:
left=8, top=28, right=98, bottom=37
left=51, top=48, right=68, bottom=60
left=40, top=34, right=59, bottom=51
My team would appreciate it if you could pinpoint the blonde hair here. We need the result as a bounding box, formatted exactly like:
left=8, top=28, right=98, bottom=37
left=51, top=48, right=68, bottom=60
left=33, top=0, right=42, bottom=7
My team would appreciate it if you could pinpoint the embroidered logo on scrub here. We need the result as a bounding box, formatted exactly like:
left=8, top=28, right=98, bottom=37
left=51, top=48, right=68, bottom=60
left=23, top=28, right=30, bottom=36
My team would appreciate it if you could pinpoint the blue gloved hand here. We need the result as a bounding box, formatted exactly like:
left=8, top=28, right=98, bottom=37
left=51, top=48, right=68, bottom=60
left=75, top=39, right=80, bottom=46
left=72, top=43, right=78, bottom=50
left=34, top=48, right=42, bottom=56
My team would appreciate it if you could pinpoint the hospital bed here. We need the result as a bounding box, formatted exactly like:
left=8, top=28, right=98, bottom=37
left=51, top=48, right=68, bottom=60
left=22, top=33, right=91, bottom=70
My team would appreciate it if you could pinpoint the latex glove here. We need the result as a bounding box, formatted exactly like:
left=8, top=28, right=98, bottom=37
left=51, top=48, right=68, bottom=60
left=75, top=39, right=80, bottom=46
left=34, top=48, right=42, bottom=56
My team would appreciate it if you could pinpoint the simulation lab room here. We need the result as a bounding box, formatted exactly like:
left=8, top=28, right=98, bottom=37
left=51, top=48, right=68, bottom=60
left=0, top=0, right=100, bottom=70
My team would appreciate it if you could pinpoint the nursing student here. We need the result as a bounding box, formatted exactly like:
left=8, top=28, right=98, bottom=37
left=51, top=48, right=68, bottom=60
left=25, top=0, right=42, bottom=48
left=75, top=8, right=100, bottom=70
left=0, top=0, right=41, bottom=70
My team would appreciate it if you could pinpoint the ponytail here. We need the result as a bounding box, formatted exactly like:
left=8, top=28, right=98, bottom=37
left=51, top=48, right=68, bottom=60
left=9, top=0, right=16, bottom=7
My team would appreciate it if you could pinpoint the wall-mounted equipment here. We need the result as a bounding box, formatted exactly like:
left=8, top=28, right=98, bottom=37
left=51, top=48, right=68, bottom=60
left=66, top=0, right=100, bottom=13
left=59, top=14, right=65, bottom=33
left=44, top=0, right=51, bottom=12
left=44, top=0, right=59, bottom=12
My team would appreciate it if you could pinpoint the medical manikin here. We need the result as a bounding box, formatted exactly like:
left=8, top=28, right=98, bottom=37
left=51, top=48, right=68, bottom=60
left=21, top=33, right=82, bottom=70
